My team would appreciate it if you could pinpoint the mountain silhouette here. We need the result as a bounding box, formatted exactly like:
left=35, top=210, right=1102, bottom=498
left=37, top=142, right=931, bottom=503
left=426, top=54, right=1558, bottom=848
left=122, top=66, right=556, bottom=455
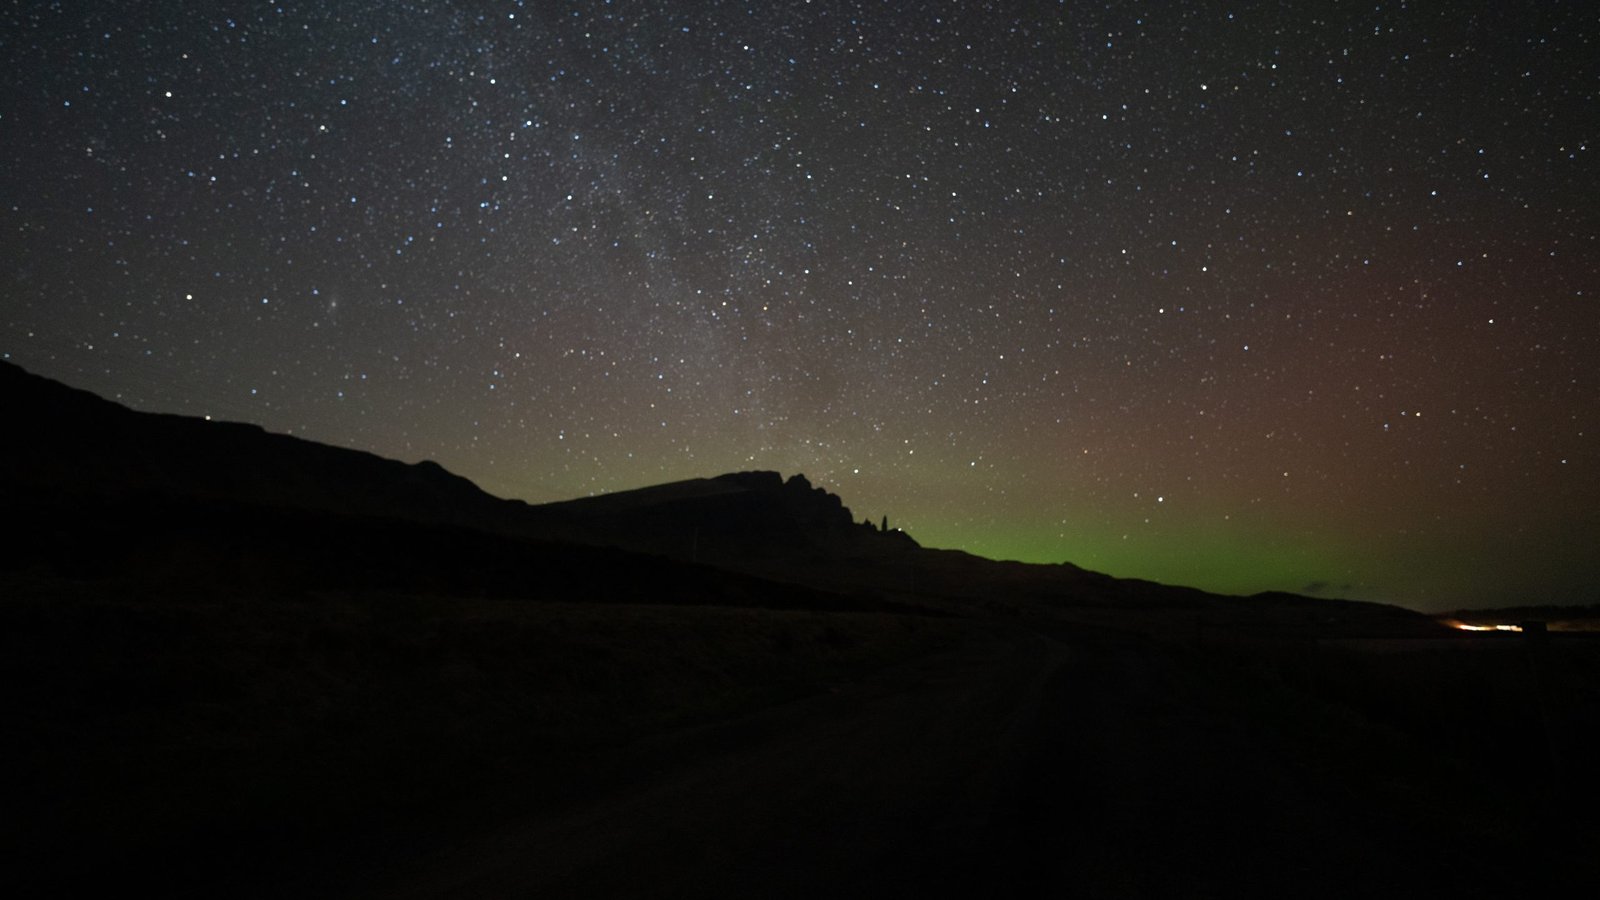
left=2, top=362, right=933, bottom=615
left=1, top=359, right=517, bottom=527
left=1, top=359, right=1425, bottom=632
left=11, top=359, right=1592, bottom=900
left=544, top=470, right=919, bottom=563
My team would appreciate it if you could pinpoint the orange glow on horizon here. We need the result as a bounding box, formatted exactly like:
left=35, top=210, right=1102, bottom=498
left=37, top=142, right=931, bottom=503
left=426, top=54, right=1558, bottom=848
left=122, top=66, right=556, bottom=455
left=1444, top=620, right=1523, bottom=633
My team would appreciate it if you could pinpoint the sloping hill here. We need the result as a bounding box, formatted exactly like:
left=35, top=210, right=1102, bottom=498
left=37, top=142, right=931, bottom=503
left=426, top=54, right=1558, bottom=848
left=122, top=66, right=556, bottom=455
left=1, top=361, right=919, bottom=615
left=544, top=470, right=915, bottom=562
left=1, top=360, right=517, bottom=531
left=7, top=361, right=1592, bottom=899
left=1, top=359, right=1438, bottom=633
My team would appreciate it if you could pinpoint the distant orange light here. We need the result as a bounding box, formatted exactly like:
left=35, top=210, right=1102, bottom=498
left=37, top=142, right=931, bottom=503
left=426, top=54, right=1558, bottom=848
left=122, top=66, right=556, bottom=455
left=1447, top=621, right=1522, bottom=632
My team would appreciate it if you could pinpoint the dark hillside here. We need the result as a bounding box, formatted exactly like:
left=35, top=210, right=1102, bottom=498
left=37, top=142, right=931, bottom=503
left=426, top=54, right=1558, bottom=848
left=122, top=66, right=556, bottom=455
left=6, top=360, right=1592, bottom=899
left=1, top=360, right=520, bottom=532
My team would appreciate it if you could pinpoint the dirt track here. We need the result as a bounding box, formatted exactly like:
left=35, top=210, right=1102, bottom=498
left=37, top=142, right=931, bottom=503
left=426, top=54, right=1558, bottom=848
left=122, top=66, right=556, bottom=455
left=321, top=625, right=1062, bottom=899
left=310, top=623, right=1577, bottom=899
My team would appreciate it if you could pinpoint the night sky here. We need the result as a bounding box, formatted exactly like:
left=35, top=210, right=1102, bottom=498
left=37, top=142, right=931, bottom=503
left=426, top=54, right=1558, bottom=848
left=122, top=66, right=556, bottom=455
left=4, top=1, right=1596, bottom=612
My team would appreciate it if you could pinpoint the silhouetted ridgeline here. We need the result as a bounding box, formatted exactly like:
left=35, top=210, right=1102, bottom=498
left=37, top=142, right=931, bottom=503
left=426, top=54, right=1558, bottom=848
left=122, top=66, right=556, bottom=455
left=7, top=360, right=1597, bottom=899
left=1, top=359, right=517, bottom=528
left=0, top=358, right=1438, bottom=631
left=0, top=360, right=896, bottom=553
left=543, top=470, right=920, bottom=563
left=0, top=362, right=916, bottom=613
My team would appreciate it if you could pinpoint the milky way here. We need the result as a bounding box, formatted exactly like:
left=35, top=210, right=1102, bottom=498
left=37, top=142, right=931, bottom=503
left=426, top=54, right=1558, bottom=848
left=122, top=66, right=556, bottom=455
left=4, top=1, right=1596, bottom=610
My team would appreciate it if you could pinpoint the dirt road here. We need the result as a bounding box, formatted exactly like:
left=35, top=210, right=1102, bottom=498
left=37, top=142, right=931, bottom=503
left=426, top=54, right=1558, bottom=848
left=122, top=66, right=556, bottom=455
left=300, top=623, right=1056, bottom=899
left=309, top=623, right=1573, bottom=899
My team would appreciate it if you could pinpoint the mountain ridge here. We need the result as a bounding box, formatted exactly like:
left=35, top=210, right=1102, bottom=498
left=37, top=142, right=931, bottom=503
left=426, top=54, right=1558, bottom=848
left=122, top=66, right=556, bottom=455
left=9, top=361, right=1592, bottom=900
left=1, top=359, right=1430, bottom=631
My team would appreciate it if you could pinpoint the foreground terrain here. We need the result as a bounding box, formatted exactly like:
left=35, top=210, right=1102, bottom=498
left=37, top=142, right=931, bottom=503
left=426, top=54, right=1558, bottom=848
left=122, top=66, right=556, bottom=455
left=9, top=574, right=1596, bottom=898
left=4, top=360, right=1596, bottom=897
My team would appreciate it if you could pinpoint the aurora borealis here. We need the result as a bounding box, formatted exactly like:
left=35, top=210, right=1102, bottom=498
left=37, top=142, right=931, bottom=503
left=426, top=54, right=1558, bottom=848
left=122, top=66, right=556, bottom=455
left=3, top=1, right=1596, bottom=611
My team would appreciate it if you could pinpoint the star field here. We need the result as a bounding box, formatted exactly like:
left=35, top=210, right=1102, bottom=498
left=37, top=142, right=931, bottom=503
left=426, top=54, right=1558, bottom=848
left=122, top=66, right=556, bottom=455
left=4, top=1, right=1597, bottom=611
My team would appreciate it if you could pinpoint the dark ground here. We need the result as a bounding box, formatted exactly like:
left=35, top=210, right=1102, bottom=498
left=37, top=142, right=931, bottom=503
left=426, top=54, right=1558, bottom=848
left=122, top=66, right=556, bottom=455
left=7, top=573, right=1595, bottom=899
left=5, top=360, right=1596, bottom=897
